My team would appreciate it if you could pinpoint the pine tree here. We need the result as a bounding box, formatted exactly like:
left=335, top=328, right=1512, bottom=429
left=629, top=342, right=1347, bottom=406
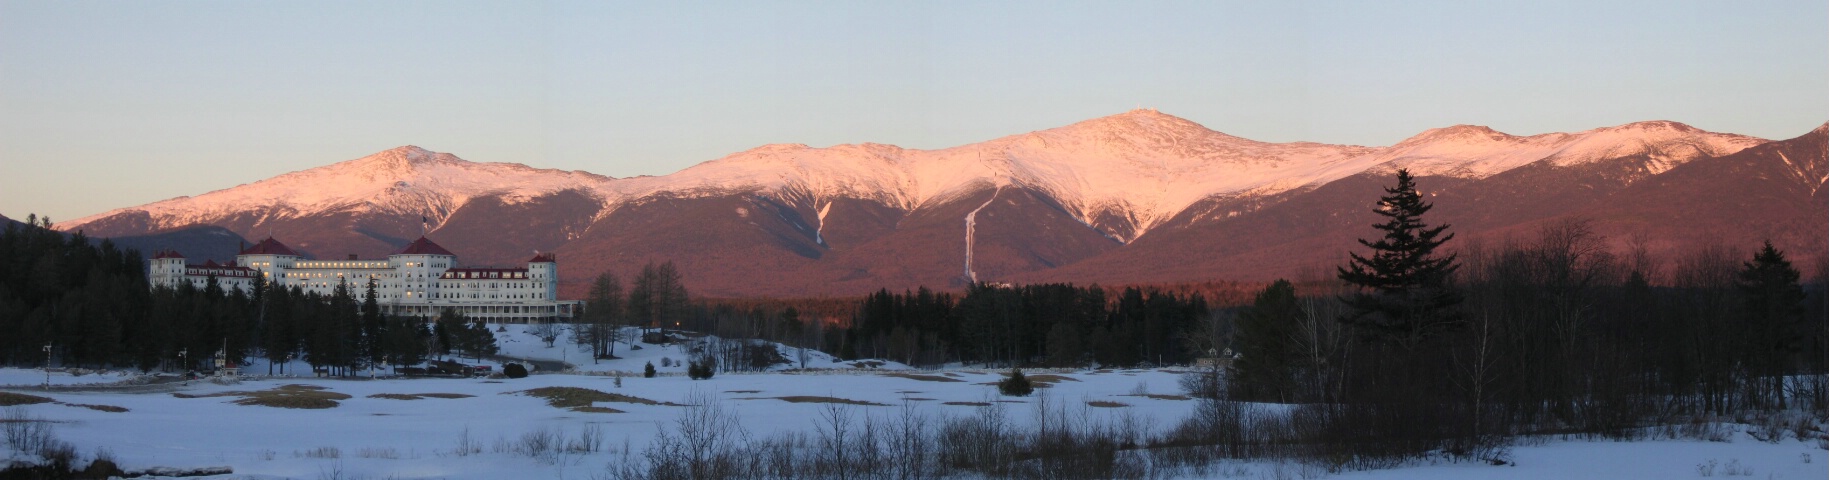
left=361, top=278, right=385, bottom=372
left=1737, top=240, right=1805, bottom=407
left=1337, top=169, right=1463, bottom=349
left=383, top=315, right=429, bottom=371
left=1232, top=279, right=1302, bottom=402
left=433, top=309, right=462, bottom=360
left=998, top=368, right=1034, bottom=396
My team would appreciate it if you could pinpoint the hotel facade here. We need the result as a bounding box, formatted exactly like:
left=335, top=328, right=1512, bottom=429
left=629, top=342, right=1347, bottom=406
left=149, top=236, right=577, bottom=323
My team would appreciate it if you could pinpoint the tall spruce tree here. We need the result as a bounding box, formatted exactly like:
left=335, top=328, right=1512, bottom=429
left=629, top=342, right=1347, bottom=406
left=361, top=278, right=384, bottom=372
left=1737, top=240, right=1805, bottom=407
left=1337, top=169, right=1463, bottom=349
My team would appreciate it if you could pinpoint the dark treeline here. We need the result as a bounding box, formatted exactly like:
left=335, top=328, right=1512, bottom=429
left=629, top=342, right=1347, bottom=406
left=0, top=218, right=496, bottom=375
left=842, top=283, right=1211, bottom=368
left=1191, top=170, right=1828, bottom=466
left=633, top=281, right=1213, bottom=372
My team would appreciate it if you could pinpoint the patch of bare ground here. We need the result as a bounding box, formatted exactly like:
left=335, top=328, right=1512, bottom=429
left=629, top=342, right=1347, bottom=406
left=517, top=387, right=672, bottom=413
left=172, top=384, right=351, bottom=409
left=1025, top=374, right=1079, bottom=384
left=1086, top=401, right=1128, bottom=408
left=902, top=397, right=936, bottom=401
left=1120, top=393, right=1191, bottom=401
left=725, top=390, right=761, bottom=394
left=942, top=401, right=991, bottom=406
left=0, top=391, right=53, bottom=406
left=881, top=373, right=965, bottom=383
left=63, top=403, right=128, bottom=412
left=368, top=393, right=475, bottom=400
left=774, top=396, right=889, bottom=406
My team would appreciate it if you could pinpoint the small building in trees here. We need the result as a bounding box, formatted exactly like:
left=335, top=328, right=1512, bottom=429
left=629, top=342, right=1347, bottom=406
left=149, top=236, right=578, bottom=323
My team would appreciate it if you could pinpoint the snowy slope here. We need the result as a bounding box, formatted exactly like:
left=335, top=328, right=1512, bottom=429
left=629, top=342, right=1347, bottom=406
left=65, top=146, right=613, bottom=232
left=1356, top=121, right=1764, bottom=179
left=62, top=112, right=1767, bottom=244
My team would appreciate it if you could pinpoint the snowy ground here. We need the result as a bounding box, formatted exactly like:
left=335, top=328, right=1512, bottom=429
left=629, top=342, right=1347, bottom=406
left=490, top=325, right=898, bottom=375
left=1, top=325, right=1823, bottom=479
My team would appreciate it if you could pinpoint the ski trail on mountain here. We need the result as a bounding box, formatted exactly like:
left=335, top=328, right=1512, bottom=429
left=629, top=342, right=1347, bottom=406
left=814, top=201, right=831, bottom=246
left=963, top=187, right=1001, bottom=284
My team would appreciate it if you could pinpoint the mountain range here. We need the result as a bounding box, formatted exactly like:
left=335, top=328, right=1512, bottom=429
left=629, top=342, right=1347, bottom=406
left=60, top=110, right=1828, bottom=298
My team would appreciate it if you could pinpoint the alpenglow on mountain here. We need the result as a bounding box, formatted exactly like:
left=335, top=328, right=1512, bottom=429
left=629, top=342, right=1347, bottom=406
left=64, top=110, right=1825, bottom=298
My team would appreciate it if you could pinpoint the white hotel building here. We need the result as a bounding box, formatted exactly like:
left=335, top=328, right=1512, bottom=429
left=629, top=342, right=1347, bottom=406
left=149, top=236, right=577, bottom=323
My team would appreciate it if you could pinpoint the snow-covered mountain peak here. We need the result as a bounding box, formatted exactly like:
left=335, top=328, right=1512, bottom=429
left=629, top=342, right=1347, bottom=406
left=64, top=147, right=613, bottom=232
left=335, top=145, right=461, bottom=180
left=1041, top=109, right=1253, bottom=150
left=1604, top=120, right=1699, bottom=134
left=1398, top=124, right=1515, bottom=146
left=1368, top=120, right=1762, bottom=178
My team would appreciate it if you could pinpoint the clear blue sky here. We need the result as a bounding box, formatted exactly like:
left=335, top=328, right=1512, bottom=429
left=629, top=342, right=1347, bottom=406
left=3, top=1, right=1825, bottom=224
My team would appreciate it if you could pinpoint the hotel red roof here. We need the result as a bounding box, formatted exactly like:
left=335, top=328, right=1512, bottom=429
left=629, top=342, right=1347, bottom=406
left=395, top=236, right=455, bottom=256
left=151, top=249, right=185, bottom=259
left=528, top=252, right=557, bottom=263
left=240, top=237, right=300, bottom=256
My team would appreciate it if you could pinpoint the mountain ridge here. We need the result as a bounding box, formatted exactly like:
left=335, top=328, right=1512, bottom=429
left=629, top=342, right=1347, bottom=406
left=59, top=111, right=1817, bottom=298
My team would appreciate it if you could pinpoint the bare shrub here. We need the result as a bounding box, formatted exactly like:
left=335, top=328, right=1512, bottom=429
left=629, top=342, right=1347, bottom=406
left=3, top=407, right=57, bottom=454
left=567, top=423, right=605, bottom=454
left=813, top=401, right=856, bottom=477
left=621, top=390, right=750, bottom=480
left=296, top=446, right=341, bottom=459
left=355, top=447, right=399, bottom=459
left=938, top=400, right=1012, bottom=475
left=518, top=427, right=560, bottom=463
left=453, top=426, right=482, bottom=457
left=884, top=400, right=934, bottom=480
left=1012, top=392, right=1149, bottom=479
left=1178, top=363, right=1223, bottom=400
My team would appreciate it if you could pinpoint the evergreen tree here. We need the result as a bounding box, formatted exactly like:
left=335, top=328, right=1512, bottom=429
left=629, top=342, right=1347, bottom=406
left=1737, top=240, right=1805, bottom=407
left=361, top=278, right=385, bottom=371
left=1232, top=279, right=1303, bottom=402
left=433, top=309, right=462, bottom=359
left=260, top=285, right=301, bottom=375
left=383, top=315, right=429, bottom=371
left=1337, top=169, right=1463, bottom=349
left=998, top=368, right=1034, bottom=396
left=457, top=319, right=499, bottom=360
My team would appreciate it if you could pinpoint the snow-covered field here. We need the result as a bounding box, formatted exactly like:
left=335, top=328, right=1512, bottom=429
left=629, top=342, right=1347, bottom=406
left=2, top=325, right=1823, bottom=479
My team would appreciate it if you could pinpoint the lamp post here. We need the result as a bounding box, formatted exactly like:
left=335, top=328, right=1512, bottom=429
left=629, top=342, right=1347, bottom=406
left=42, top=342, right=52, bottom=390
left=179, top=348, right=188, bottom=376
